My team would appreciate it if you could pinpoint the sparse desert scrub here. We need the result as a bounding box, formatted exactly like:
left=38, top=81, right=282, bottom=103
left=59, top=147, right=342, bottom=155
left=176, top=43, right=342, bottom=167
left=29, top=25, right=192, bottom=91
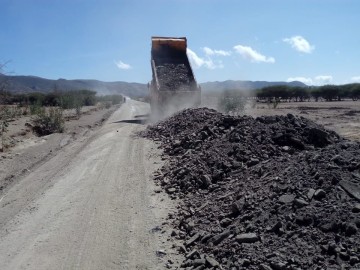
left=217, top=89, right=247, bottom=115
left=31, top=107, right=65, bottom=136
left=256, top=83, right=360, bottom=102
left=0, top=106, right=11, bottom=151
left=96, top=94, right=124, bottom=105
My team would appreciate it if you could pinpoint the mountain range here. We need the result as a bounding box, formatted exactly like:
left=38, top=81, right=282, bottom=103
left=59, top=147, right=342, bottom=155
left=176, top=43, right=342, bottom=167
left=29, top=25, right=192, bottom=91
left=0, top=75, right=147, bottom=97
left=0, top=74, right=307, bottom=97
left=201, top=80, right=306, bottom=92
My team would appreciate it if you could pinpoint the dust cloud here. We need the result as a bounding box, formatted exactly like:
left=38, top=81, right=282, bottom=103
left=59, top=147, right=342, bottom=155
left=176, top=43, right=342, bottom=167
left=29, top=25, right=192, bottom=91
left=201, top=89, right=259, bottom=117
left=149, top=88, right=201, bottom=123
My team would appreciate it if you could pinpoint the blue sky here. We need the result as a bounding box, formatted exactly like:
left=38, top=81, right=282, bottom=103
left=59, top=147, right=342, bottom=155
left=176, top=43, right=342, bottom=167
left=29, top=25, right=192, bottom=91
left=1, top=0, right=359, bottom=85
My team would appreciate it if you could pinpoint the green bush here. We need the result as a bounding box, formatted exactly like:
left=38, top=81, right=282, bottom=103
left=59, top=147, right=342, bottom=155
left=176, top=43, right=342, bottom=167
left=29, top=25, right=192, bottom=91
left=30, top=100, right=42, bottom=115
left=31, top=107, right=65, bottom=136
left=0, top=106, right=11, bottom=151
left=2, top=90, right=126, bottom=108
left=59, top=90, right=96, bottom=109
left=218, top=89, right=246, bottom=115
left=96, top=94, right=124, bottom=105
left=75, top=102, right=82, bottom=118
left=266, top=98, right=280, bottom=109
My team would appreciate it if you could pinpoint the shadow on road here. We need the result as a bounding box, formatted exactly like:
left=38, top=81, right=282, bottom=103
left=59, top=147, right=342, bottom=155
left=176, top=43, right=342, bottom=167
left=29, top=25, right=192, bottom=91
left=112, top=119, right=148, bottom=125
left=134, top=114, right=150, bottom=118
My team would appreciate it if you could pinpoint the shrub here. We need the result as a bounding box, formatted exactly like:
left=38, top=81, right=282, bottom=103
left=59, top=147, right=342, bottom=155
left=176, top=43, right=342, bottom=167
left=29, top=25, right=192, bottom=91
left=218, top=89, right=247, bottom=115
left=58, top=90, right=96, bottom=109
left=9, top=105, right=23, bottom=119
left=266, top=98, right=280, bottom=109
left=96, top=94, right=124, bottom=105
left=30, top=100, right=42, bottom=115
left=97, top=102, right=105, bottom=110
left=0, top=106, right=11, bottom=151
left=104, top=101, right=112, bottom=109
left=31, top=107, right=65, bottom=136
left=75, top=103, right=82, bottom=118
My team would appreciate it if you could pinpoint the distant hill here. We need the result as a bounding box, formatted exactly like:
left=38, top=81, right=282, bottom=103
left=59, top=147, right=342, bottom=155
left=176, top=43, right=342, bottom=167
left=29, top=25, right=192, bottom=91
left=1, top=75, right=148, bottom=97
left=200, top=80, right=307, bottom=92
left=1, top=75, right=307, bottom=97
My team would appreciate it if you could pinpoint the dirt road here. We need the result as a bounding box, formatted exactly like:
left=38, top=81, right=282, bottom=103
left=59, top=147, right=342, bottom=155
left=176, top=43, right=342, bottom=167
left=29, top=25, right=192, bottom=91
left=0, top=99, right=172, bottom=270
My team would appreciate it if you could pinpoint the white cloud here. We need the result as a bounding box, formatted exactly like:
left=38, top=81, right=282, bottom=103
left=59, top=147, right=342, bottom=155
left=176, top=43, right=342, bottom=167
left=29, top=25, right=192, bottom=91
left=283, top=36, right=314, bottom=54
left=233, top=45, right=275, bottom=63
left=202, top=47, right=231, bottom=56
left=187, top=49, right=205, bottom=68
left=351, top=76, right=360, bottom=82
left=287, top=75, right=333, bottom=86
left=187, top=48, right=223, bottom=69
left=115, top=60, right=131, bottom=70
left=287, top=77, right=313, bottom=85
left=315, top=75, right=333, bottom=84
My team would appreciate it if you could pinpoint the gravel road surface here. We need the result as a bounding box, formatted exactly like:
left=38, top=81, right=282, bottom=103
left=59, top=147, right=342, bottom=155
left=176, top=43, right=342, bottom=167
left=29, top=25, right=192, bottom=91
left=0, top=99, right=171, bottom=270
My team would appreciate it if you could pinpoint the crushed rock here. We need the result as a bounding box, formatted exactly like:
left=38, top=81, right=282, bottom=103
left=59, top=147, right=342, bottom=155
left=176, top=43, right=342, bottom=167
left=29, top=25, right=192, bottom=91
left=141, top=108, right=360, bottom=269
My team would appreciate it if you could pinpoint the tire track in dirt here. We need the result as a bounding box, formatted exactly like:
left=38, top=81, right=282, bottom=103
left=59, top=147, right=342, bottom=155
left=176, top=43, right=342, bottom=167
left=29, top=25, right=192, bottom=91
left=0, top=100, right=177, bottom=270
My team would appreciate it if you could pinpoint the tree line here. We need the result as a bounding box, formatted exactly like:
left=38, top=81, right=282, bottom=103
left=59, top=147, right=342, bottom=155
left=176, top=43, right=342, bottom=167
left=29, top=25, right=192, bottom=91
left=256, top=83, right=360, bottom=102
left=0, top=90, right=124, bottom=108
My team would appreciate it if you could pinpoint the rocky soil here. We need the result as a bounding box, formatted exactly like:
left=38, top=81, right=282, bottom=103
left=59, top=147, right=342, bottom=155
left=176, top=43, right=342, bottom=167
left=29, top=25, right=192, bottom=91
left=142, top=108, right=360, bottom=270
left=0, top=100, right=176, bottom=270
left=156, top=63, right=192, bottom=91
left=0, top=105, right=118, bottom=193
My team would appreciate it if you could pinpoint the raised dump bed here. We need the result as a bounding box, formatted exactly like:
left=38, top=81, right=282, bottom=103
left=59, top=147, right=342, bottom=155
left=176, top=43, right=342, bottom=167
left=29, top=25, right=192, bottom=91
left=150, top=37, right=201, bottom=118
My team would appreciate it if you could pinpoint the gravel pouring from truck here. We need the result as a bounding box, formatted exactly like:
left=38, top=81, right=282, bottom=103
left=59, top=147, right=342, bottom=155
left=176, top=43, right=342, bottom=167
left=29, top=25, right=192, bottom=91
left=150, top=37, right=201, bottom=118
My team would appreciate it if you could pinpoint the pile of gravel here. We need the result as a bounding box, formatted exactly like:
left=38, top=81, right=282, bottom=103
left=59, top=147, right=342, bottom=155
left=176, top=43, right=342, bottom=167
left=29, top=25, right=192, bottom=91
left=156, top=63, right=192, bottom=91
left=142, top=108, right=360, bottom=270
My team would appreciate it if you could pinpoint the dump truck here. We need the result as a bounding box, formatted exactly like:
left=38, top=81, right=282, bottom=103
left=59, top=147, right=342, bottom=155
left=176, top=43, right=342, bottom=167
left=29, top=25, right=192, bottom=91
left=150, top=36, right=201, bottom=118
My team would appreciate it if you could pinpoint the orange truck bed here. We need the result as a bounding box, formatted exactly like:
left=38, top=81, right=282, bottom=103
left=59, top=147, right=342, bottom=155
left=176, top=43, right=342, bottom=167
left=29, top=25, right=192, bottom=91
left=150, top=37, right=201, bottom=118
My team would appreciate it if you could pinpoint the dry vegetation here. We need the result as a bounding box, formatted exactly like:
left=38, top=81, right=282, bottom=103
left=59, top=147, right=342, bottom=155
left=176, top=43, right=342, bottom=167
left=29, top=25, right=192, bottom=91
left=203, top=84, right=360, bottom=142
left=0, top=89, right=124, bottom=151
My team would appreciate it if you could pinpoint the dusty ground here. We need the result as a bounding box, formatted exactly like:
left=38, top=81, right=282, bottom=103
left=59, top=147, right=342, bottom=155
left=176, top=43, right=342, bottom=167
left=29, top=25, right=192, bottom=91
left=0, top=97, right=359, bottom=269
left=0, top=100, right=180, bottom=270
left=202, top=97, right=360, bottom=141
left=248, top=100, right=360, bottom=141
left=0, top=105, right=116, bottom=192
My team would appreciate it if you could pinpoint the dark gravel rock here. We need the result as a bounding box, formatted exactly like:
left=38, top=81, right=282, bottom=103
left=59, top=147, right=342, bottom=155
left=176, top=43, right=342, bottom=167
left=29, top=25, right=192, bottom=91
left=156, top=63, right=192, bottom=91
left=279, top=194, right=295, bottom=204
left=236, top=233, right=259, bottom=243
left=205, top=256, right=220, bottom=267
left=259, top=264, right=272, bottom=270
left=141, top=108, right=360, bottom=269
left=353, top=203, right=360, bottom=213
left=313, top=189, right=326, bottom=200
left=294, top=198, right=309, bottom=207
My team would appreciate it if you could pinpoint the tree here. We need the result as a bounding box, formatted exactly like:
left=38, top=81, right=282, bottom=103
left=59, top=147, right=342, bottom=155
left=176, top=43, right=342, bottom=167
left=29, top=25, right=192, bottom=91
left=349, top=84, right=360, bottom=100
left=318, top=85, right=340, bottom=101
left=310, top=87, right=321, bottom=102
left=290, top=86, right=310, bottom=102
left=43, top=92, right=61, bottom=106
left=256, top=85, right=310, bottom=102
left=259, top=85, right=289, bottom=101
